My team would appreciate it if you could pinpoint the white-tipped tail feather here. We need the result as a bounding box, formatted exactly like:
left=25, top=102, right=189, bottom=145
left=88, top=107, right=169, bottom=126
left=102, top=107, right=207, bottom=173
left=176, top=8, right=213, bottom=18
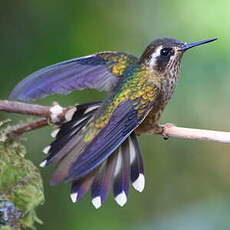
left=92, top=196, right=102, bottom=209
left=70, top=193, right=78, bottom=203
left=39, top=160, right=47, bottom=168
left=132, top=173, right=145, bottom=192
left=51, top=129, right=60, bottom=138
left=42, top=145, right=51, bottom=154
left=115, top=191, right=127, bottom=207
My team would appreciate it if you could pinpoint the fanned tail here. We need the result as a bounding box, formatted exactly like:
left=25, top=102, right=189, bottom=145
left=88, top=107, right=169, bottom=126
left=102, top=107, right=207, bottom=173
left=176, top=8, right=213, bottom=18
left=68, top=135, right=145, bottom=208
left=70, top=168, right=99, bottom=203
left=41, top=101, right=145, bottom=208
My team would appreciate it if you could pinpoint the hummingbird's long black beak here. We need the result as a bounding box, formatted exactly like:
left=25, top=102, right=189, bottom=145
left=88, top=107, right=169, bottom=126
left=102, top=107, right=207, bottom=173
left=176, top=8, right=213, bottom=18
left=179, top=38, right=217, bottom=51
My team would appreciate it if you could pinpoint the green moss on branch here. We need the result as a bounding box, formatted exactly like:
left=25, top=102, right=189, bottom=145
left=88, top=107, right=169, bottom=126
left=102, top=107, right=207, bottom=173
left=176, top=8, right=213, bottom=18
left=0, top=128, right=44, bottom=230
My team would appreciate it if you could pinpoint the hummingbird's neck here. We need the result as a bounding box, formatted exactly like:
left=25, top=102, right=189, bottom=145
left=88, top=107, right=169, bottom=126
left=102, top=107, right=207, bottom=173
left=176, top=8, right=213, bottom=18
left=159, top=63, right=181, bottom=104
left=146, top=62, right=181, bottom=82
left=163, top=61, right=181, bottom=80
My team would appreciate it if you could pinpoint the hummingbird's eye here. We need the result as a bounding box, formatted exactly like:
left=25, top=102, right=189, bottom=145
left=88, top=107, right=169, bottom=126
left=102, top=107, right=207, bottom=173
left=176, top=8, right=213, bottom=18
left=160, top=48, right=174, bottom=56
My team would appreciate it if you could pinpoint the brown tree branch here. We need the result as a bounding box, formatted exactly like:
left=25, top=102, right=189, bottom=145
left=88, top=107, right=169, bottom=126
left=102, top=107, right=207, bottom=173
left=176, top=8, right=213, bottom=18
left=0, top=100, right=74, bottom=137
left=149, top=123, right=230, bottom=144
left=0, top=100, right=51, bottom=117
left=6, top=118, right=48, bottom=137
left=1, top=100, right=230, bottom=144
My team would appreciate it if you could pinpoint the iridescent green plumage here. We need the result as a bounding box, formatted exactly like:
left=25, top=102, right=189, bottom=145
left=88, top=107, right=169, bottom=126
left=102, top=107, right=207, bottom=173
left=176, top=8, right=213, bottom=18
left=83, top=64, right=160, bottom=142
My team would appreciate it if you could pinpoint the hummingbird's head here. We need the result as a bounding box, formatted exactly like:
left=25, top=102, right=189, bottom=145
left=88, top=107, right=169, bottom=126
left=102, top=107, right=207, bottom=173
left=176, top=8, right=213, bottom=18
left=140, top=37, right=217, bottom=74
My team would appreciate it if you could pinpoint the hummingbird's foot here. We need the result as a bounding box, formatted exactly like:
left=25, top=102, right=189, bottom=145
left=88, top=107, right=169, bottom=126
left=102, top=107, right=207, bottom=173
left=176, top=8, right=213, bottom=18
left=152, top=123, right=175, bottom=140
left=151, top=124, right=167, bottom=139
left=162, top=131, right=169, bottom=140
left=160, top=125, right=169, bottom=140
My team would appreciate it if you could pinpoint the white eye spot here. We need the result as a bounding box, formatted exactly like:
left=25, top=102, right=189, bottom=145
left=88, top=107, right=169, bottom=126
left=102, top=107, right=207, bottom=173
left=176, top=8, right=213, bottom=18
left=149, top=46, right=162, bottom=66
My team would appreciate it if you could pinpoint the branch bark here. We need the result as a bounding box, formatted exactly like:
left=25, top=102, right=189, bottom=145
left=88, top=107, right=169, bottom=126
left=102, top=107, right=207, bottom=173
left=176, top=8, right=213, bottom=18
left=0, top=100, right=51, bottom=117
left=0, top=100, right=75, bottom=137
left=1, top=100, right=230, bottom=144
left=148, top=124, right=230, bottom=144
left=6, top=118, right=48, bottom=137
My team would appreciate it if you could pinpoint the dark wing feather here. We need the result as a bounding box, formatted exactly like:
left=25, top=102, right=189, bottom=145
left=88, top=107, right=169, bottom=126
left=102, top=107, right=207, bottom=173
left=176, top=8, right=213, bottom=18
left=50, top=100, right=142, bottom=185
left=9, top=52, right=138, bottom=101
left=66, top=100, right=141, bottom=183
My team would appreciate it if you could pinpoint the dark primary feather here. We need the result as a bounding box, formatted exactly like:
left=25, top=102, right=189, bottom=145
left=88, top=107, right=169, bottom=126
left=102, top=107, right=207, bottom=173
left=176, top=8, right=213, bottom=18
left=9, top=52, right=138, bottom=101
left=50, top=100, right=142, bottom=186
left=66, top=100, right=139, bottom=183
left=42, top=100, right=145, bottom=207
left=42, top=99, right=146, bottom=207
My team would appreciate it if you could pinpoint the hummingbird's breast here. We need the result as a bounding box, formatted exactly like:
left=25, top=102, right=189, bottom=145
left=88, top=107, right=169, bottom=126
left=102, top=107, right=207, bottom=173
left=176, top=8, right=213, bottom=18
left=135, top=71, right=178, bottom=134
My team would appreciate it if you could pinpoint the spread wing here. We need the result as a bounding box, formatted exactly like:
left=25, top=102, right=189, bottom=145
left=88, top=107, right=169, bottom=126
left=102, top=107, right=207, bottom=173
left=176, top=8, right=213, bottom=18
left=9, top=52, right=138, bottom=101
left=50, top=99, right=152, bottom=185
left=41, top=100, right=149, bottom=207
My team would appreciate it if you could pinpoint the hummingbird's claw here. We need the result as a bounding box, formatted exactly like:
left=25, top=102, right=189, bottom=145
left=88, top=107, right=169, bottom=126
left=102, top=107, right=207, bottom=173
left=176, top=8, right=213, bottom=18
left=163, top=133, right=169, bottom=140
left=160, top=125, right=169, bottom=140
left=153, top=123, right=175, bottom=140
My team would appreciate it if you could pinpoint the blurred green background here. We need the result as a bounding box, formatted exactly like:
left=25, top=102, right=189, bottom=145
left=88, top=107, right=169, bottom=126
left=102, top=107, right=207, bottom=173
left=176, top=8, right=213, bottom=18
left=1, top=0, right=230, bottom=229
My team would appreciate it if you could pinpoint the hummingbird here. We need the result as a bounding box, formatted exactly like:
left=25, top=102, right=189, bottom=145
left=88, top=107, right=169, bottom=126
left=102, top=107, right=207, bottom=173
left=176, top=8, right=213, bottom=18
left=9, top=37, right=217, bottom=208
